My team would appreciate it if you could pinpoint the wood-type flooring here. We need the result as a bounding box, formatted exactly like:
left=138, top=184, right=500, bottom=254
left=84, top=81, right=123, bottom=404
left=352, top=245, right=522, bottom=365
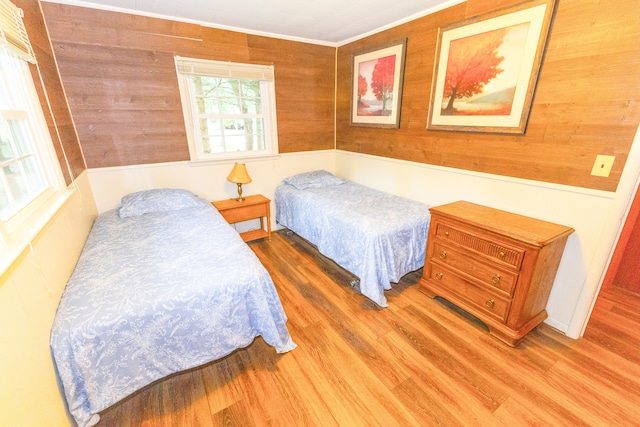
left=98, top=230, right=640, bottom=426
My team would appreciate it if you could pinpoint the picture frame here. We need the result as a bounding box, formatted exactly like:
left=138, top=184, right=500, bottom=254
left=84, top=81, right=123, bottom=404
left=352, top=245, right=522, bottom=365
left=351, top=39, right=407, bottom=128
left=427, top=0, right=557, bottom=134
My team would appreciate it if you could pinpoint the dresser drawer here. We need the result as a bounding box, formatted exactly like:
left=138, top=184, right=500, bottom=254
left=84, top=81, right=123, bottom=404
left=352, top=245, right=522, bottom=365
left=218, top=203, right=267, bottom=223
left=427, top=263, right=511, bottom=322
left=435, top=221, right=524, bottom=270
left=432, top=242, right=518, bottom=297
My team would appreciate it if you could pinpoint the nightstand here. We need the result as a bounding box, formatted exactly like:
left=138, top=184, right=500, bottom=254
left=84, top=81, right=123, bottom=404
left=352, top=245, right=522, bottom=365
left=212, top=194, right=271, bottom=242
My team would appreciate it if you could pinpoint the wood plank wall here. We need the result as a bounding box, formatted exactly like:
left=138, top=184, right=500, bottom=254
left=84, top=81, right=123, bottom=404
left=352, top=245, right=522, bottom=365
left=38, top=0, right=639, bottom=191
left=15, top=0, right=85, bottom=185
left=336, top=0, right=640, bottom=192
left=40, top=3, right=336, bottom=168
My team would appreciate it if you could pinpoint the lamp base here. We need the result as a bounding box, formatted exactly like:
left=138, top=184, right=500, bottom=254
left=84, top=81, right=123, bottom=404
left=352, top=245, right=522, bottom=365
left=233, top=183, right=245, bottom=201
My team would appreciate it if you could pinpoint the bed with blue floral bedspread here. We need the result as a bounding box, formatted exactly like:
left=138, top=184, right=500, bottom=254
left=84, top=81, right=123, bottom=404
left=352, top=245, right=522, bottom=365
left=50, top=189, right=296, bottom=427
left=275, top=170, right=430, bottom=307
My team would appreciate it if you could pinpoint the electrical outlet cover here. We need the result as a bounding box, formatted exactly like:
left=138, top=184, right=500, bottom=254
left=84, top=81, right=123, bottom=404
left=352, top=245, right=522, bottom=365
left=591, top=155, right=615, bottom=177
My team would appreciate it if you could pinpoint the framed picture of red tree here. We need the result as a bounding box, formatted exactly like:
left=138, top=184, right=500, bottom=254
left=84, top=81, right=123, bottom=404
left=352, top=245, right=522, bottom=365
left=351, top=39, right=407, bottom=128
left=427, top=0, right=556, bottom=134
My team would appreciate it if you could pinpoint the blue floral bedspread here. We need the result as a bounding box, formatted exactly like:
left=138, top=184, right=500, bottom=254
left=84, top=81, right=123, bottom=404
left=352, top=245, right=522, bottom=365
left=275, top=181, right=430, bottom=307
left=50, top=202, right=296, bottom=427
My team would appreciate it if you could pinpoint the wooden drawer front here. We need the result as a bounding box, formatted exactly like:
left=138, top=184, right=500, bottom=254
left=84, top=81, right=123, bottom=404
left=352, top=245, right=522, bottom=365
left=219, top=203, right=266, bottom=223
left=435, top=222, right=523, bottom=270
left=428, top=263, right=511, bottom=322
left=432, top=242, right=518, bottom=297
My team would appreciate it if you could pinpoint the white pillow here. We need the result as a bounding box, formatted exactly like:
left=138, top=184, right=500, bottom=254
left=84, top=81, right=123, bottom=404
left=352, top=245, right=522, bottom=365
left=118, top=188, right=205, bottom=218
left=282, top=170, right=345, bottom=190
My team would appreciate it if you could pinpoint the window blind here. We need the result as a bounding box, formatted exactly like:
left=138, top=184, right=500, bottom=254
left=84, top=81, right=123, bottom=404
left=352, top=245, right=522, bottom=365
left=0, top=0, right=35, bottom=64
left=175, top=56, right=274, bottom=81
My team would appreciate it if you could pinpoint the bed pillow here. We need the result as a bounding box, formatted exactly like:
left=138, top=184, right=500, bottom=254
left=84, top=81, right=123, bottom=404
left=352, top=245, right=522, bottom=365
left=282, top=170, right=345, bottom=190
left=118, top=188, right=205, bottom=218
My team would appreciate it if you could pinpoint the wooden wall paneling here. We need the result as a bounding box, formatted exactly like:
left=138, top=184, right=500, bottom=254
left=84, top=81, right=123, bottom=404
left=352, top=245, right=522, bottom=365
left=246, top=36, right=336, bottom=152
left=15, top=0, right=85, bottom=184
left=41, top=3, right=336, bottom=168
left=464, top=0, right=523, bottom=17
left=335, top=9, right=451, bottom=156
left=335, top=0, right=640, bottom=192
left=40, top=7, right=192, bottom=168
left=50, top=39, right=189, bottom=166
left=37, top=0, right=639, bottom=190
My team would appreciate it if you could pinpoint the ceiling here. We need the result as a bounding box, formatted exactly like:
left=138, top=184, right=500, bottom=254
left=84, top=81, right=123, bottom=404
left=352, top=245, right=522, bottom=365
left=44, top=0, right=462, bottom=45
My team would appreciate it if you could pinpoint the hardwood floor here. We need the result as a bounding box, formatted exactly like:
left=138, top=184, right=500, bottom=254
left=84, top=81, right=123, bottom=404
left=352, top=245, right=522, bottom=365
left=98, top=230, right=640, bottom=426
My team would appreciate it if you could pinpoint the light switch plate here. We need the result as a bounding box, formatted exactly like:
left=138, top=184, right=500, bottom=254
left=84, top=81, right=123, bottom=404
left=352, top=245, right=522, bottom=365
left=591, top=155, right=615, bottom=177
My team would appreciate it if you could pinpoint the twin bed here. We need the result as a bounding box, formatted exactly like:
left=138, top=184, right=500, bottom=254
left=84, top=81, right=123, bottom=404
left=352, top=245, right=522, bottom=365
left=50, top=189, right=296, bottom=427
left=51, top=173, right=430, bottom=426
left=275, top=170, right=431, bottom=307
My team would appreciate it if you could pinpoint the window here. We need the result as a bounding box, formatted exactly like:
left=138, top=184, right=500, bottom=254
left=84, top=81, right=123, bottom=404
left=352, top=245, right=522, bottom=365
left=0, top=0, right=65, bottom=241
left=0, top=50, right=63, bottom=234
left=0, top=0, right=68, bottom=276
left=175, top=56, right=279, bottom=161
left=0, top=110, right=47, bottom=219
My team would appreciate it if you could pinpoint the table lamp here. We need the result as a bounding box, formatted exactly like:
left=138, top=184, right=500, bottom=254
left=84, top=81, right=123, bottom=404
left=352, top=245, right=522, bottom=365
left=227, top=162, right=252, bottom=201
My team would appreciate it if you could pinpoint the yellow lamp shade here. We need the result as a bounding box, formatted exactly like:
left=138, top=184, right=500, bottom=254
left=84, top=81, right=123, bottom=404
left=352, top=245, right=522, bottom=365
left=227, top=163, right=252, bottom=200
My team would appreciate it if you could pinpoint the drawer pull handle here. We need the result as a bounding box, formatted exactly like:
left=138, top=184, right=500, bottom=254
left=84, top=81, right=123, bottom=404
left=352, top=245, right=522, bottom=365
left=499, top=251, right=506, bottom=258
left=444, top=231, right=449, bottom=237
left=492, top=274, right=501, bottom=284
left=439, top=251, right=447, bottom=260
left=486, top=299, right=495, bottom=309
left=435, top=272, right=443, bottom=280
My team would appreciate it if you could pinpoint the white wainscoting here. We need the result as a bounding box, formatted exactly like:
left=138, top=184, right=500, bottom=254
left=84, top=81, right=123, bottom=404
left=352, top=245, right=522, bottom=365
left=87, top=150, right=337, bottom=214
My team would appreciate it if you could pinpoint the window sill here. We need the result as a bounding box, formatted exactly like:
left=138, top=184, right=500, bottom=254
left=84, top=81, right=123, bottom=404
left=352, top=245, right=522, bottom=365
left=187, top=153, right=281, bottom=167
left=0, top=189, right=74, bottom=279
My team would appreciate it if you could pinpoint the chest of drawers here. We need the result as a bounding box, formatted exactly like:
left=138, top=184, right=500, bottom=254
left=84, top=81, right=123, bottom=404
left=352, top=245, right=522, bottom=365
left=420, top=201, right=574, bottom=346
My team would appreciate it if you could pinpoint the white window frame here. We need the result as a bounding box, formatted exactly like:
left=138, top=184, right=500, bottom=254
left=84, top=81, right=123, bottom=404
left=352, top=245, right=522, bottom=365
left=0, top=49, right=66, bottom=239
left=174, top=56, right=279, bottom=162
left=0, top=0, right=70, bottom=276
